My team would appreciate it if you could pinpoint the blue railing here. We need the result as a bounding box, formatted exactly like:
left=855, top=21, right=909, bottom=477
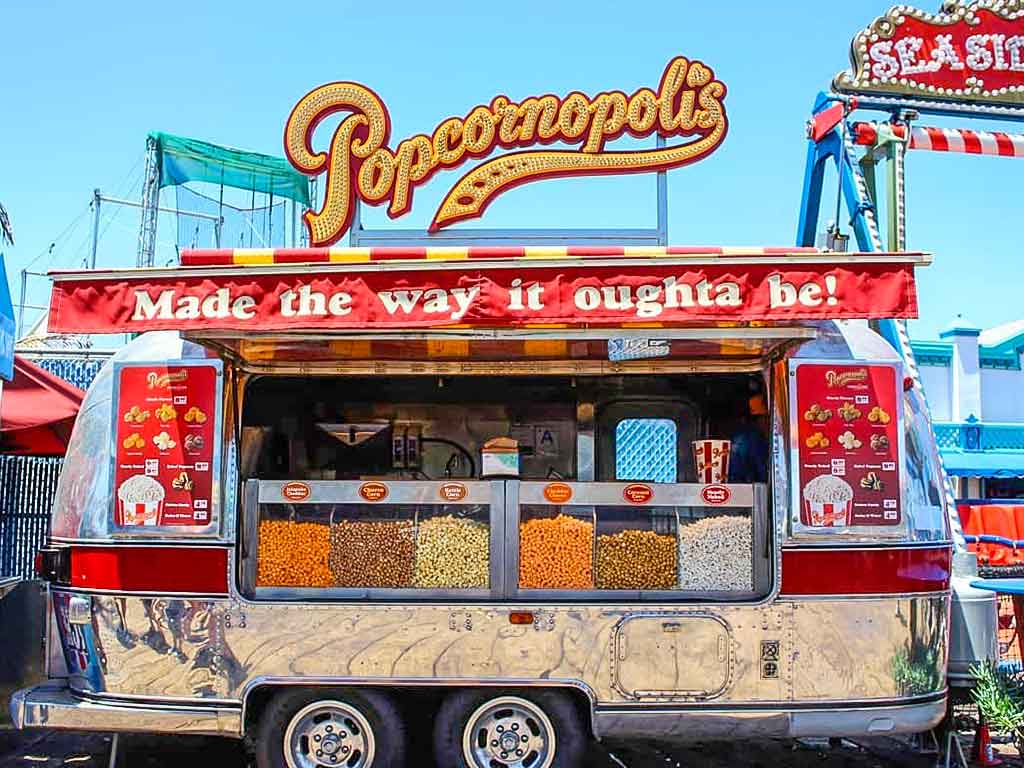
left=934, top=421, right=1024, bottom=452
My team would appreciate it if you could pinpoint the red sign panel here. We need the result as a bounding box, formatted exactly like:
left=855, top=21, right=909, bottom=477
left=113, top=363, right=220, bottom=528
left=701, top=484, right=732, bottom=505
left=48, top=260, right=918, bottom=334
left=623, top=484, right=654, bottom=505
left=359, top=482, right=389, bottom=502
left=794, top=363, right=902, bottom=528
left=836, top=3, right=1024, bottom=108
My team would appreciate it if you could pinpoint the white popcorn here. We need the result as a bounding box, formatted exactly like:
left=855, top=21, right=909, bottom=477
left=802, top=474, right=854, bottom=504
left=117, top=474, right=164, bottom=504
left=678, top=515, right=754, bottom=592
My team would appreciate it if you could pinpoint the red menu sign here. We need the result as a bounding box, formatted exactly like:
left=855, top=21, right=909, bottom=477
left=794, top=363, right=901, bottom=528
left=112, top=362, right=219, bottom=528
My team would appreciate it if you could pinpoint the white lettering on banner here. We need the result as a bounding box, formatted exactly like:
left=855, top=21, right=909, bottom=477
left=132, top=290, right=173, bottom=320
left=132, top=289, right=258, bottom=321
left=870, top=32, right=1024, bottom=78
left=768, top=275, right=838, bottom=309
left=572, top=278, right=741, bottom=318
left=377, top=286, right=480, bottom=320
left=377, top=290, right=422, bottom=316
left=122, top=269, right=860, bottom=326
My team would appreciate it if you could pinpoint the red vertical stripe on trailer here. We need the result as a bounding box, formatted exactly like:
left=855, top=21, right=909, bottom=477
left=780, top=546, right=951, bottom=596
left=467, top=247, right=525, bottom=259
left=180, top=250, right=234, bottom=266
left=69, top=546, right=229, bottom=594
left=371, top=247, right=428, bottom=260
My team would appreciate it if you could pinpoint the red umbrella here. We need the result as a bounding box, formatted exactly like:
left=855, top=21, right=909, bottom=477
left=0, top=356, right=85, bottom=456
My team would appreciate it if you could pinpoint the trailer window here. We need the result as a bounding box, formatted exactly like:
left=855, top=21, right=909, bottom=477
left=249, top=480, right=497, bottom=596
left=515, top=483, right=767, bottom=598
left=615, top=418, right=677, bottom=483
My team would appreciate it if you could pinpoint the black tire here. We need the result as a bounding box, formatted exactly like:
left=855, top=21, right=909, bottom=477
left=253, top=687, right=406, bottom=768
left=432, top=689, right=587, bottom=768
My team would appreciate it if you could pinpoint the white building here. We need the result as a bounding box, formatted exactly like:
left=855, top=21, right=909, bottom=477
left=913, top=318, right=1024, bottom=499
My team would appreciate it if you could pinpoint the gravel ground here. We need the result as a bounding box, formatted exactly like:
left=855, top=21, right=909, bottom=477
left=0, top=728, right=1003, bottom=767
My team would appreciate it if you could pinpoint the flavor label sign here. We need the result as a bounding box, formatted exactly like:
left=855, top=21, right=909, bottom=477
left=794, top=363, right=902, bottom=527
left=112, top=361, right=221, bottom=528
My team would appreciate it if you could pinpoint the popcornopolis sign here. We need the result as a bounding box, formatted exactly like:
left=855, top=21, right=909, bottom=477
left=284, top=57, right=728, bottom=246
left=834, top=1, right=1024, bottom=107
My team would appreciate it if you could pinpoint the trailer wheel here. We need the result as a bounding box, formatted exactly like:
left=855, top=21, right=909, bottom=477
left=433, top=689, right=587, bottom=768
left=253, top=687, right=405, bottom=768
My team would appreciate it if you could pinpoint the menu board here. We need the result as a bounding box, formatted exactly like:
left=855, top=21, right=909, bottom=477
left=112, top=361, right=221, bottom=528
left=794, top=363, right=901, bottom=527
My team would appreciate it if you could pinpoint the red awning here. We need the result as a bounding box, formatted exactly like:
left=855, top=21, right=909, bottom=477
left=45, top=247, right=930, bottom=335
left=0, top=356, right=86, bottom=456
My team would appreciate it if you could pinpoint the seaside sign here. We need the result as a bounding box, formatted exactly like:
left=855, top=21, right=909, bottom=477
left=834, top=1, right=1024, bottom=107
left=283, top=57, right=729, bottom=246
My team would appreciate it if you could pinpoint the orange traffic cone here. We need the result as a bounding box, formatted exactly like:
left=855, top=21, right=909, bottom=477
left=973, top=721, right=1002, bottom=766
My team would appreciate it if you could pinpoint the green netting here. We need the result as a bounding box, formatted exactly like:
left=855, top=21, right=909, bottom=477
left=150, top=132, right=310, bottom=207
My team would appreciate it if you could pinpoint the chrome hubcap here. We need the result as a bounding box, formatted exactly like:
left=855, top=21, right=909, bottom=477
left=462, top=696, right=555, bottom=768
left=284, top=700, right=375, bottom=768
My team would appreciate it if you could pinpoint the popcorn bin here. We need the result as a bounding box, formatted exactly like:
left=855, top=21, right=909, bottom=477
left=802, top=475, right=853, bottom=527
left=116, top=475, right=166, bottom=526
left=692, top=440, right=730, bottom=483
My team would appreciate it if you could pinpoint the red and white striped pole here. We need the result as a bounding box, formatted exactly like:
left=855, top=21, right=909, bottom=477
left=853, top=122, right=1024, bottom=158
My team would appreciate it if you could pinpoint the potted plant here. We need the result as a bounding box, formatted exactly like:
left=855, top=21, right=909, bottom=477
left=971, top=662, right=1024, bottom=752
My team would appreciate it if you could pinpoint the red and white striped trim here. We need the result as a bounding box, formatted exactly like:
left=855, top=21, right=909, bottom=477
left=853, top=122, right=1024, bottom=157
left=180, top=245, right=821, bottom=268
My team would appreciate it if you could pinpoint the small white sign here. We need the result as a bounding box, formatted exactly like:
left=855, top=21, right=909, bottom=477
left=173, top=395, right=187, bottom=405
left=831, top=459, right=846, bottom=476
left=195, top=461, right=209, bottom=472
left=881, top=461, right=896, bottom=472
left=607, top=338, right=670, bottom=362
left=194, top=499, right=208, bottom=510
left=145, top=459, right=159, bottom=476
left=884, top=498, right=897, bottom=509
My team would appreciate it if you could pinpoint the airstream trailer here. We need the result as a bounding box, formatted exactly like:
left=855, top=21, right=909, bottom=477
left=11, top=245, right=951, bottom=768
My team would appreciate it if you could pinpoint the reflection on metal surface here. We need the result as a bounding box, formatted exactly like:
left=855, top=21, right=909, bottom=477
left=64, top=590, right=946, bottom=717
left=592, top=697, right=945, bottom=741
left=611, top=614, right=733, bottom=700
left=9, top=682, right=242, bottom=736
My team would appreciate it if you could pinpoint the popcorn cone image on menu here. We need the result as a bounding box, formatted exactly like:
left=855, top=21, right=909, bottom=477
left=802, top=474, right=854, bottom=527
left=692, top=440, right=730, bottom=483
left=117, top=475, right=166, bottom=526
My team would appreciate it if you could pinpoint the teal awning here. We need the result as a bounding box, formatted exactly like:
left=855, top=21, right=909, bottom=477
left=0, top=253, right=14, bottom=381
left=150, top=132, right=310, bottom=207
left=941, top=449, right=1024, bottom=478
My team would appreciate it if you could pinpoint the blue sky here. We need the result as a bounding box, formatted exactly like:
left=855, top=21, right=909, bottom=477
left=0, top=0, right=1019, bottom=339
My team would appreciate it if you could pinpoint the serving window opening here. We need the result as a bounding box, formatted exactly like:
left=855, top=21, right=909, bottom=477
left=238, top=372, right=774, bottom=601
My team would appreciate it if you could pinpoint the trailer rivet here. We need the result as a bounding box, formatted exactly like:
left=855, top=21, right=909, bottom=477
left=491, top=740, right=498, bottom=747
left=325, top=725, right=333, bottom=733
left=521, top=735, right=528, bottom=742
left=517, top=749, right=524, bottom=756
left=511, top=723, right=519, bottom=731
left=496, top=725, right=504, bottom=732
left=314, top=735, right=321, bottom=742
